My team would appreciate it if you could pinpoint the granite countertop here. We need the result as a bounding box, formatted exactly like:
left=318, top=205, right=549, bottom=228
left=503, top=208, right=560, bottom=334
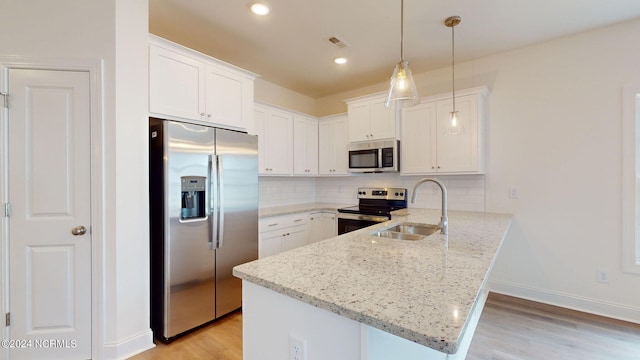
left=259, top=202, right=351, bottom=218
left=234, top=208, right=512, bottom=354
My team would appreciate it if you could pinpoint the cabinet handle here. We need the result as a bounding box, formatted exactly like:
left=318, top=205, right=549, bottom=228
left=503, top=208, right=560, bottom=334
left=200, top=112, right=206, bottom=117
left=294, top=219, right=303, bottom=222
left=268, top=223, right=279, bottom=227
left=207, top=114, right=212, bottom=118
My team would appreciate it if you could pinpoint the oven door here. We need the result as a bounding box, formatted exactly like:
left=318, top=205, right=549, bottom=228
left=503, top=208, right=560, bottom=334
left=337, top=213, right=389, bottom=235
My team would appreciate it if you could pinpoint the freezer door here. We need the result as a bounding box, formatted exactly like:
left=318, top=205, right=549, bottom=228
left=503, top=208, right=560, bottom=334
left=164, top=121, right=216, bottom=338
left=214, top=129, right=258, bottom=317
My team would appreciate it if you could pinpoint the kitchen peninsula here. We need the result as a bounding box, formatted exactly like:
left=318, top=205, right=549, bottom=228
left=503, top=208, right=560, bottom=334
left=233, top=209, right=512, bottom=359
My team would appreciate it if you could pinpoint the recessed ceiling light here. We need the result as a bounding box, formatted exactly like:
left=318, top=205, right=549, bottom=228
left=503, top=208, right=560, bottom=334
left=334, top=57, right=348, bottom=65
left=249, top=1, right=271, bottom=15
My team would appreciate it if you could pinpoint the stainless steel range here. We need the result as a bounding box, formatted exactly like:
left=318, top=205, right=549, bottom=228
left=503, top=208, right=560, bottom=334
left=337, top=187, right=407, bottom=235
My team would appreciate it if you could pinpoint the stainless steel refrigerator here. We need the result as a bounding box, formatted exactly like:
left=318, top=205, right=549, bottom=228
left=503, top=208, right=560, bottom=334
left=149, top=117, right=258, bottom=342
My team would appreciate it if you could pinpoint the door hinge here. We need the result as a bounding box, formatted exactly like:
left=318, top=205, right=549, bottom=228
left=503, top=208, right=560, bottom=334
left=5, top=313, right=9, bottom=327
left=0, top=92, right=7, bottom=108
left=4, top=203, right=9, bottom=218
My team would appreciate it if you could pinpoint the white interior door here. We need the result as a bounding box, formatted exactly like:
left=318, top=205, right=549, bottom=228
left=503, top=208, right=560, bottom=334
left=7, top=68, right=91, bottom=359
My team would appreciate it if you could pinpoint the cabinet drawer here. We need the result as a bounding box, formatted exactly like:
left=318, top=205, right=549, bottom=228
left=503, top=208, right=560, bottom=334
left=259, top=213, right=309, bottom=232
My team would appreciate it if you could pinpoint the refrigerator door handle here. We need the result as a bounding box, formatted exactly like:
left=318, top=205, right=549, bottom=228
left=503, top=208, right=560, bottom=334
left=208, top=154, right=216, bottom=250
left=216, top=154, right=225, bottom=249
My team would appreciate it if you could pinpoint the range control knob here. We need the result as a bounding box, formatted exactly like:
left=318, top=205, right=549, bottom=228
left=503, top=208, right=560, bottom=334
left=395, top=192, right=399, bottom=196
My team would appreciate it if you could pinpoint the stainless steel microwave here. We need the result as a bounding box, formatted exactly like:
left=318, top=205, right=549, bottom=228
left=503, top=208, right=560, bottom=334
left=347, top=139, right=399, bottom=173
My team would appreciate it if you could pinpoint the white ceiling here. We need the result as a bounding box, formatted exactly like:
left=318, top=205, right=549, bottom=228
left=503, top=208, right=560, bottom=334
left=149, top=0, right=640, bottom=98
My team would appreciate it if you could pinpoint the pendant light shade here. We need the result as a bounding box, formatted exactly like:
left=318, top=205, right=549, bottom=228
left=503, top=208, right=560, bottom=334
left=385, top=0, right=419, bottom=108
left=445, top=16, right=463, bottom=135
left=385, top=60, right=419, bottom=108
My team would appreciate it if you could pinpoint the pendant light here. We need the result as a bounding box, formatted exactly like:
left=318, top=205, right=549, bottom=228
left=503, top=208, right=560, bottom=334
left=384, top=0, right=419, bottom=108
left=445, top=16, right=463, bottom=135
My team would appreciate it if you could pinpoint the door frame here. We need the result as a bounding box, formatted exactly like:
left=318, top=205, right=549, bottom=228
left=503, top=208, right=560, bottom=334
left=0, top=57, right=105, bottom=360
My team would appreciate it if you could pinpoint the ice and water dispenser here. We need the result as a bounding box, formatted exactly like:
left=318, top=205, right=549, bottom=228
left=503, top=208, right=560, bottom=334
left=180, top=176, right=206, bottom=220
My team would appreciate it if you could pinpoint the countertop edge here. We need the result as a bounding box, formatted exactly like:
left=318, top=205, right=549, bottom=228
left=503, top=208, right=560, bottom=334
left=259, top=202, right=351, bottom=218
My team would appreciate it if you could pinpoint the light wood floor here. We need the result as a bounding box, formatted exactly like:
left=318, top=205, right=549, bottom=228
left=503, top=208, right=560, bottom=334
left=130, top=293, right=640, bottom=359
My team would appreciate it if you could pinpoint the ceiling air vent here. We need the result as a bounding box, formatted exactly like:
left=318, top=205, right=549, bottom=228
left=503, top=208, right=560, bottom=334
left=328, top=35, right=350, bottom=48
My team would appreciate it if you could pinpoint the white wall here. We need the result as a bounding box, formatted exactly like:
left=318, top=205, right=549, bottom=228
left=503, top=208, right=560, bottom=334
left=0, top=0, right=152, bottom=358
left=480, top=19, right=640, bottom=322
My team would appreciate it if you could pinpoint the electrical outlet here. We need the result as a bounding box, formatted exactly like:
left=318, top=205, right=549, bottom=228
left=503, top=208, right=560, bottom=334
left=509, top=186, right=519, bottom=199
left=596, top=269, right=609, bottom=283
left=290, top=334, right=307, bottom=360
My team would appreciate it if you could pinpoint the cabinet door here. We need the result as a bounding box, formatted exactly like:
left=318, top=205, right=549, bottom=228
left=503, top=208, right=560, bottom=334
left=319, top=116, right=349, bottom=175
left=435, top=94, right=479, bottom=172
left=149, top=45, right=205, bottom=120
left=259, top=231, right=283, bottom=259
left=347, top=102, right=370, bottom=142
left=331, top=117, right=349, bottom=174
left=306, top=119, right=319, bottom=175
left=282, top=226, right=308, bottom=252
left=320, top=212, right=337, bottom=239
left=205, top=65, right=246, bottom=130
left=266, top=109, right=293, bottom=175
left=318, top=121, right=333, bottom=174
left=254, top=105, right=268, bottom=174
left=369, top=96, right=395, bottom=140
left=256, top=105, right=293, bottom=175
left=308, top=213, right=322, bottom=244
left=293, top=116, right=318, bottom=175
left=401, top=102, right=437, bottom=174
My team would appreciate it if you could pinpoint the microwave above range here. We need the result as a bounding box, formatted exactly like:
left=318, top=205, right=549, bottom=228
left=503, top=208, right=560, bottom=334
left=347, top=139, right=399, bottom=173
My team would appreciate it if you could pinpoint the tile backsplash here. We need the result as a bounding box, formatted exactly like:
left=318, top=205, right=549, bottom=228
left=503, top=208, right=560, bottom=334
left=259, top=174, right=486, bottom=212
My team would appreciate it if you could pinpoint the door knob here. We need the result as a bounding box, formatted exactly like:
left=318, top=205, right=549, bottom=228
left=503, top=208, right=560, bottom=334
left=71, top=226, right=87, bottom=236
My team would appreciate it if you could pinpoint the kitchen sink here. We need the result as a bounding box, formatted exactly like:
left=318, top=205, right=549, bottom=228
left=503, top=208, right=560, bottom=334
left=385, top=223, right=440, bottom=236
left=371, top=222, right=441, bottom=241
left=372, top=231, right=426, bottom=241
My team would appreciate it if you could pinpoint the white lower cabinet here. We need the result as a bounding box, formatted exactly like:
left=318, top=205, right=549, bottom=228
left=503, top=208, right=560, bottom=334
left=258, top=213, right=308, bottom=258
left=260, top=211, right=337, bottom=258
left=308, top=211, right=337, bottom=243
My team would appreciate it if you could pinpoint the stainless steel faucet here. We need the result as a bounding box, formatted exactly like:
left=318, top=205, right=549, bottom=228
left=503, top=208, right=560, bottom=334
left=411, top=178, right=448, bottom=235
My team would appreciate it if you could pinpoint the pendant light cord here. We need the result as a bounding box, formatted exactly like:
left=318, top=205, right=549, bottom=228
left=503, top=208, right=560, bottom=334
left=400, top=0, right=405, bottom=61
left=451, top=21, right=456, bottom=112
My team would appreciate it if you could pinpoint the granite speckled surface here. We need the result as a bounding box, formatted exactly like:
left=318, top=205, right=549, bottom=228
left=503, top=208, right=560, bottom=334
left=234, top=208, right=512, bottom=354
left=259, top=202, right=351, bottom=218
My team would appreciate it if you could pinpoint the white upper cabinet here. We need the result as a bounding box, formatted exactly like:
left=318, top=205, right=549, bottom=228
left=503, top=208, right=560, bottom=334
left=318, top=114, right=349, bottom=175
left=149, top=44, right=205, bottom=121
left=401, top=102, right=437, bottom=174
left=293, top=114, right=318, bottom=175
left=400, top=86, right=488, bottom=175
left=346, top=92, right=397, bottom=142
left=149, top=35, right=256, bottom=131
left=254, top=103, right=293, bottom=175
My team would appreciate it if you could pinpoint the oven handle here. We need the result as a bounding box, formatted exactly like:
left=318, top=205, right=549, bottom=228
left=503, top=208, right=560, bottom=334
left=337, top=212, right=390, bottom=222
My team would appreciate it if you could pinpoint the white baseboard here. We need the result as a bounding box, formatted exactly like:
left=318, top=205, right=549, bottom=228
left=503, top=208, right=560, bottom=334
left=102, top=329, right=155, bottom=360
left=488, top=280, right=640, bottom=324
